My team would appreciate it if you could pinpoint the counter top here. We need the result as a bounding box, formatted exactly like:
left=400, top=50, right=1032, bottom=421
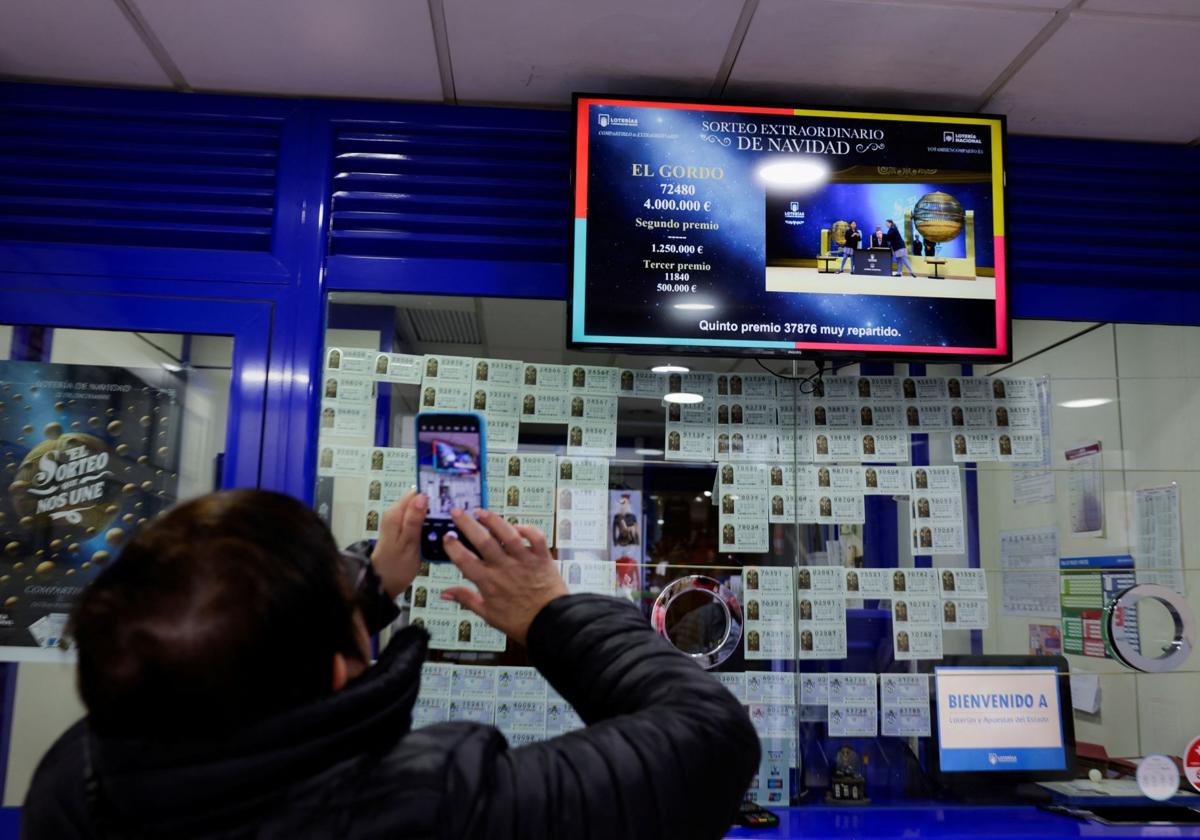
left=724, top=803, right=1200, bottom=839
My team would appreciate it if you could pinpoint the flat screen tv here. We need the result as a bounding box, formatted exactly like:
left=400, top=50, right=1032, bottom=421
left=570, top=94, right=1010, bottom=362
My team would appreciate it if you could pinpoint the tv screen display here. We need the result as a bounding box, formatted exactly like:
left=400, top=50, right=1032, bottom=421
left=570, top=95, right=1009, bottom=361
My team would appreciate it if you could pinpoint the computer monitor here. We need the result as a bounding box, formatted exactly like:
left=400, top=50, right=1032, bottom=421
left=932, top=655, right=1077, bottom=786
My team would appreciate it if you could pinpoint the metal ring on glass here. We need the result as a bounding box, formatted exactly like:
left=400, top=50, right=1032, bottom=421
left=651, top=575, right=742, bottom=670
left=1102, top=584, right=1195, bottom=673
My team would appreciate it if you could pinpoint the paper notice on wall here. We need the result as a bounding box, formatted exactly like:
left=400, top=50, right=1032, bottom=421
left=1133, top=484, right=1185, bottom=595
left=1065, top=441, right=1105, bottom=537
left=1012, top=378, right=1055, bottom=505
left=999, top=527, right=1063, bottom=618
left=1002, top=572, right=1062, bottom=618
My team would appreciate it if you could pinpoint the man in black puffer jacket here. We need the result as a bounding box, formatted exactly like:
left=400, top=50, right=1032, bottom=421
left=23, top=489, right=759, bottom=839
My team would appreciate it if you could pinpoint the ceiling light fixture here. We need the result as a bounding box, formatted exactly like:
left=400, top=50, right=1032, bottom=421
left=1059, top=398, right=1113, bottom=409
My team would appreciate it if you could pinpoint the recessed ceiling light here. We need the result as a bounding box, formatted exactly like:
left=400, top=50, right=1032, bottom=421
left=651, top=364, right=689, bottom=373
left=634, top=448, right=664, bottom=456
left=703, top=490, right=712, bottom=498
left=674, top=303, right=714, bottom=311
left=663, top=392, right=703, bottom=404
left=757, top=158, right=829, bottom=187
left=1059, top=398, right=1113, bottom=409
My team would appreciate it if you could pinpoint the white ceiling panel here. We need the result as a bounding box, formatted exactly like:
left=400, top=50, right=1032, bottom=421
left=989, top=12, right=1200, bottom=141
left=132, top=0, right=444, bottom=100
left=0, top=0, right=170, bottom=86
left=725, top=0, right=1055, bottom=111
left=1083, top=0, right=1200, bottom=16
left=444, top=0, right=745, bottom=105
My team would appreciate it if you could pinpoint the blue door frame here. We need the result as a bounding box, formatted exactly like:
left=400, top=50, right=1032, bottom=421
left=0, top=283, right=272, bottom=488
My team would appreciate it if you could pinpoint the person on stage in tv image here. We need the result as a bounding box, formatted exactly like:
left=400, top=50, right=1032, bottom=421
left=871, top=226, right=886, bottom=248
left=924, top=238, right=936, bottom=257
left=884, top=220, right=917, bottom=278
left=911, top=234, right=924, bottom=257
left=838, top=220, right=861, bottom=273
left=26, top=491, right=760, bottom=839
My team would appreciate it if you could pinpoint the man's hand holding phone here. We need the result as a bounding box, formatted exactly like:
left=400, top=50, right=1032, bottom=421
left=441, top=509, right=569, bottom=645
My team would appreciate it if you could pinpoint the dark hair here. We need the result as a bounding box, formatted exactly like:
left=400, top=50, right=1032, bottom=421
left=70, top=490, right=362, bottom=738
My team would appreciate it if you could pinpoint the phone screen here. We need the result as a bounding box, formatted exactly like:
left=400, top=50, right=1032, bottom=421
left=417, top=413, right=484, bottom=561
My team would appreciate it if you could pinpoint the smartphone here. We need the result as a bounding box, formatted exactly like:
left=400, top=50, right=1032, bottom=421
left=415, top=412, right=487, bottom=562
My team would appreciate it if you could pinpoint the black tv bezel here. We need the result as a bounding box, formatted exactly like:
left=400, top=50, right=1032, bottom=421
left=567, top=92, right=1013, bottom=365
left=928, top=654, right=1078, bottom=786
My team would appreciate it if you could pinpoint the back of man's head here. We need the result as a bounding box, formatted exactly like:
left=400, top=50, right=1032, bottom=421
left=71, top=489, right=361, bottom=739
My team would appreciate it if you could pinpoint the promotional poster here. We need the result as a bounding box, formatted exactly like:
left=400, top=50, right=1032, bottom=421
left=0, top=362, right=182, bottom=657
left=573, top=96, right=1007, bottom=359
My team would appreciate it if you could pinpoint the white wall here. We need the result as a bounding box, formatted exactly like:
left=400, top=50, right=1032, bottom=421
left=975, top=321, right=1200, bottom=759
